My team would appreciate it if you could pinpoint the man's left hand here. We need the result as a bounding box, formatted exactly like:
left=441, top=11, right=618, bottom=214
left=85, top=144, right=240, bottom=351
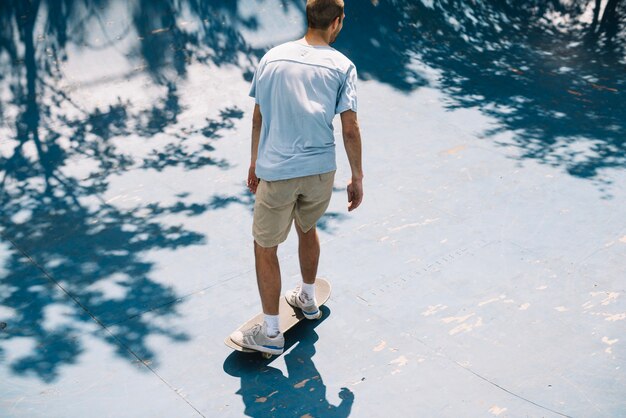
left=247, top=165, right=259, bottom=194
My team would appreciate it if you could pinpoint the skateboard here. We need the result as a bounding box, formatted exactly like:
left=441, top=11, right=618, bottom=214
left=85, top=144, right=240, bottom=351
left=225, top=278, right=331, bottom=358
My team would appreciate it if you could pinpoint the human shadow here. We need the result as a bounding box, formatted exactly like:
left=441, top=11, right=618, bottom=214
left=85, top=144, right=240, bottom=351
left=223, top=306, right=355, bottom=417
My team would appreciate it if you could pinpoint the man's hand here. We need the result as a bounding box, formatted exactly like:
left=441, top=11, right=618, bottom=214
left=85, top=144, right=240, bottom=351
left=340, top=110, right=363, bottom=212
left=249, top=104, right=262, bottom=194
left=347, top=177, right=363, bottom=211
left=247, top=165, right=259, bottom=194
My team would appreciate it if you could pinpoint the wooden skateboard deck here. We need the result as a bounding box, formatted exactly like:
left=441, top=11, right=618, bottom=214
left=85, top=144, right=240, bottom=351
left=225, top=278, right=331, bottom=357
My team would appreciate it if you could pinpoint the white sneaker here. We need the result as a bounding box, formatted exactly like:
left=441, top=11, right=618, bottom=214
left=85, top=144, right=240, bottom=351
left=230, top=323, right=284, bottom=355
left=285, top=286, right=321, bottom=319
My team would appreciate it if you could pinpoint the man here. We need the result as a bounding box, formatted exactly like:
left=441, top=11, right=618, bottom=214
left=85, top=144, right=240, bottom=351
left=230, top=0, right=363, bottom=355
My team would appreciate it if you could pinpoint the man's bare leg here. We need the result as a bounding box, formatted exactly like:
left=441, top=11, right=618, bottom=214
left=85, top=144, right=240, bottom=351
left=228, top=241, right=283, bottom=349
left=295, top=223, right=319, bottom=285
left=254, top=241, right=281, bottom=315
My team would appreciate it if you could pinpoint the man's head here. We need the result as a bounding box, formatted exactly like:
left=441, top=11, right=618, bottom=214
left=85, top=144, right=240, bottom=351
left=306, top=0, right=345, bottom=43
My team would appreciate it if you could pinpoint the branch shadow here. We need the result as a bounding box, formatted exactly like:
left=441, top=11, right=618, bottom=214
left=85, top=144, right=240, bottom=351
left=334, top=0, right=626, bottom=195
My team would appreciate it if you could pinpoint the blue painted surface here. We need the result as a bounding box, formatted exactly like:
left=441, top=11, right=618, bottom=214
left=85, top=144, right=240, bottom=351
left=1, top=1, right=625, bottom=417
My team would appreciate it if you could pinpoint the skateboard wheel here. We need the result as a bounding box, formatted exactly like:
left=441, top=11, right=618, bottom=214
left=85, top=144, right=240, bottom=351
left=262, top=352, right=272, bottom=359
left=318, top=311, right=323, bottom=320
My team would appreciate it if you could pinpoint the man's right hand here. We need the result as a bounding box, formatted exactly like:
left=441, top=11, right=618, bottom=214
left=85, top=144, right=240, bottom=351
left=340, top=110, right=363, bottom=212
left=347, top=177, right=363, bottom=211
left=247, top=165, right=259, bottom=194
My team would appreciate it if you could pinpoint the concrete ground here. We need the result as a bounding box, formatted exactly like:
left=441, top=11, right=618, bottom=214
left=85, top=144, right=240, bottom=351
left=1, top=1, right=624, bottom=417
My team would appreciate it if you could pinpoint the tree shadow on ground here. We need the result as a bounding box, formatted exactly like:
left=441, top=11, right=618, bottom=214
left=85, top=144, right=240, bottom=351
left=0, top=0, right=304, bottom=382
left=223, top=307, right=355, bottom=417
left=4, top=0, right=622, bottom=386
left=335, top=0, right=625, bottom=195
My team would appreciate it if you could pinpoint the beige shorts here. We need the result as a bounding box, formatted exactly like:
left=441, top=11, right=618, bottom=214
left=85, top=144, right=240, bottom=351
left=253, top=171, right=336, bottom=248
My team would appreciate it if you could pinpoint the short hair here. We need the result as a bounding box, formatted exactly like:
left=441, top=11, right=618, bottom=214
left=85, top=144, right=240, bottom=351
left=306, top=0, right=344, bottom=30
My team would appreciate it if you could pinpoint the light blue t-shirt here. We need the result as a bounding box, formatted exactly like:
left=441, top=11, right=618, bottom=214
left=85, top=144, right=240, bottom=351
left=249, top=41, right=358, bottom=181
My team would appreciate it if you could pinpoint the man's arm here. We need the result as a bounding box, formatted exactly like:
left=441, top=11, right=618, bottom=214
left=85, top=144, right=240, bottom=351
left=248, top=104, right=262, bottom=194
left=340, top=110, right=363, bottom=211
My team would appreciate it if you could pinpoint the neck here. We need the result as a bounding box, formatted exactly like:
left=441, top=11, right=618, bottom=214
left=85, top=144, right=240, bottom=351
left=302, top=29, right=331, bottom=46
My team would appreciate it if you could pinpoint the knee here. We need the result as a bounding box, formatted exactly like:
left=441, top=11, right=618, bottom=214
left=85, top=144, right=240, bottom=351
left=295, top=222, right=316, bottom=239
left=254, top=240, right=278, bottom=257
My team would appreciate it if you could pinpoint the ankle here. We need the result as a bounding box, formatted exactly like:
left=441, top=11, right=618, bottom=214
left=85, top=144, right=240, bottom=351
left=300, top=282, right=315, bottom=299
left=263, top=315, right=280, bottom=337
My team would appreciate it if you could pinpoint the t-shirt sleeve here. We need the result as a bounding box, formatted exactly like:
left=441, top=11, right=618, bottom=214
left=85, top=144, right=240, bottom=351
left=249, top=65, right=260, bottom=104
left=335, top=65, right=358, bottom=114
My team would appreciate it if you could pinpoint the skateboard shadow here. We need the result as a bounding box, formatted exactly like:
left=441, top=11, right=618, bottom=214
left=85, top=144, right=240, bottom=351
left=223, top=306, right=355, bottom=417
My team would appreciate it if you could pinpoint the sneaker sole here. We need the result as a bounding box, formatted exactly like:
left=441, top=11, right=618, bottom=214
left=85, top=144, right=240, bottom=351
left=229, top=338, right=284, bottom=355
left=304, top=309, right=323, bottom=320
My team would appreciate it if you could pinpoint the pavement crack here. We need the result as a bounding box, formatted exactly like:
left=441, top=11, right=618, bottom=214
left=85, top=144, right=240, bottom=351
left=449, top=359, right=574, bottom=418
left=0, top=233, right=206, bottom=417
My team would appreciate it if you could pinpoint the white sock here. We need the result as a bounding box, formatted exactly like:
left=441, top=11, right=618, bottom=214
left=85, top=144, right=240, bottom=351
left=300, top=282, right=316, bottom=301
left=264, top=314, right=280, bottom=338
